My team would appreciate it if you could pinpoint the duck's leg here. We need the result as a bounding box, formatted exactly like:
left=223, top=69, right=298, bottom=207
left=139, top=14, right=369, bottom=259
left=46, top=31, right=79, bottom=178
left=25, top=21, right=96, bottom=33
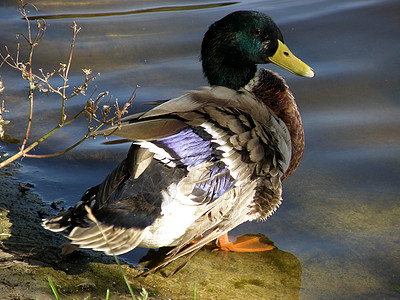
left=215, top=233, right=275, bottom=252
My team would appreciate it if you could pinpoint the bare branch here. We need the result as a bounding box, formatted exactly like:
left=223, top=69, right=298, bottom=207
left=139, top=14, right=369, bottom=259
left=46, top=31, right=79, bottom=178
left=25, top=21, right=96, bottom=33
left=0, top=1, right=138, bottom=167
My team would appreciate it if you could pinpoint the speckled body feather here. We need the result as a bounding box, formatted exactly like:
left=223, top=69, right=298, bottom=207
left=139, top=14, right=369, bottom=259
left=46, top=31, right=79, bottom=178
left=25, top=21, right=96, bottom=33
left=249, top=69, right=304, bottom=179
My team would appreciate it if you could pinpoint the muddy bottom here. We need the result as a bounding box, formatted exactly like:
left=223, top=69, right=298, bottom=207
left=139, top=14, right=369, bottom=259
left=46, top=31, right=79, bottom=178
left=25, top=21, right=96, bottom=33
left=0, top=158, right=301, bottom=299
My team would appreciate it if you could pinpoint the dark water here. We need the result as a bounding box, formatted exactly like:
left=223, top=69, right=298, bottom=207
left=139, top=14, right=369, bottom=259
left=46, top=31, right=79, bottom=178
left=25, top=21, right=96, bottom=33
left=1, top=0, right=399, bottom=298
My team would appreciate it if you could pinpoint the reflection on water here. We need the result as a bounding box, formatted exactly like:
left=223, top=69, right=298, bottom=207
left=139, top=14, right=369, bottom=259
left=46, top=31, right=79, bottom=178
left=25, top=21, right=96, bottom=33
left=0, top=0, right=399, bottom=299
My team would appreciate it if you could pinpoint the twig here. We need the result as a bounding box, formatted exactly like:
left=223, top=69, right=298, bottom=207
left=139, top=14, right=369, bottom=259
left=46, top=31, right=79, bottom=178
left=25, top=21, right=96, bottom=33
left=60, top=22, right=81, bottom=125
left=0, top=0, right=137, bottom=168
left=16, top=2, right=46, bottom=153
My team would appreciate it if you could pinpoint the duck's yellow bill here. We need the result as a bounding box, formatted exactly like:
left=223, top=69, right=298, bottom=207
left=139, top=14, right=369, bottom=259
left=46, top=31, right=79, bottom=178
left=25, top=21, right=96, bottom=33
left=268, top=40, right=314, bottom=78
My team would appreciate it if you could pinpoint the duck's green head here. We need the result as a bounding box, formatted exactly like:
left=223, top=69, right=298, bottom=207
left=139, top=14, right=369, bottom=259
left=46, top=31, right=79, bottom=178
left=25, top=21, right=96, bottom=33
left=201, top=11, right=314, bottom=90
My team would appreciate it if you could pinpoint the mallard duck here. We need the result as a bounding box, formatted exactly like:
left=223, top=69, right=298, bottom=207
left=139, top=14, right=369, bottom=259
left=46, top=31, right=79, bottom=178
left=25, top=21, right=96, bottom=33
left=43, top=11, right=313, bottom=272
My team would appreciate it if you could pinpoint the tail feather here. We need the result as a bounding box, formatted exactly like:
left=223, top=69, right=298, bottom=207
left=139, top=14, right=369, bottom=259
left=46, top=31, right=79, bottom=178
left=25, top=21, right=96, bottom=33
left=69, top=224, right=145, bottom=255
left=44, top=206, right=146, bottom=256
left=42, top=208, right=74, bottom=233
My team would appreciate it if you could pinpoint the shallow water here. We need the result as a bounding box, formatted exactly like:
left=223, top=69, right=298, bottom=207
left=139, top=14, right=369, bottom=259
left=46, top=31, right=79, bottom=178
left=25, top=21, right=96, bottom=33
left=1, top=0, right=399, bottom=298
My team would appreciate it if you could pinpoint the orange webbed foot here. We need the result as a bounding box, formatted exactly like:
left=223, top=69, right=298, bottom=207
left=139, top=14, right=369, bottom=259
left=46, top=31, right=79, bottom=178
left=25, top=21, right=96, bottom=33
left=215, top=233, right=275, bottom=252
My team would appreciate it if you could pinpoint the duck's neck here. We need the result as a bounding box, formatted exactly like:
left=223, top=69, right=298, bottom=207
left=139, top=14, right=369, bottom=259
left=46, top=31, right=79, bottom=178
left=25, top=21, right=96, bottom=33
left=249, top=69, right=305, bottom=180
left=202, top=55, right=257, bottom=90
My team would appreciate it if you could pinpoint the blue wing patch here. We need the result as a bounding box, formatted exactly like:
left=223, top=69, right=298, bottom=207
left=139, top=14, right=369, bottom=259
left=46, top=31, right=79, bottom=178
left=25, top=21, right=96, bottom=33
left=153, top=127, right=213, bottom=167
left=153, top=127, right=235, bottom=203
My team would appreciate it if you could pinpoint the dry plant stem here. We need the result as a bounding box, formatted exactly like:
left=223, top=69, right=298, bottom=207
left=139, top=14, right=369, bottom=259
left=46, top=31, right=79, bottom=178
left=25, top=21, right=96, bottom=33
left=0, top=124, right=60, bottom=167
left=23, top=88, right=137, bottom=159
left=0, top=5, right=84, bottom=165
left=20, top=18, right=47, bottom=152
left=0, top=0, right=137, bottom=168
left=0, top=1, right=46, bottom=167
left=60, top=22, right=80, bottom=125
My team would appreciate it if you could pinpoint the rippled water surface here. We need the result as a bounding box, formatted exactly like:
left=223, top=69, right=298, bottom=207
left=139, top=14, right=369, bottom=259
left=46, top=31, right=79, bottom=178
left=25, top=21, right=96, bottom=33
left=1, top=0, right=399, bottom=298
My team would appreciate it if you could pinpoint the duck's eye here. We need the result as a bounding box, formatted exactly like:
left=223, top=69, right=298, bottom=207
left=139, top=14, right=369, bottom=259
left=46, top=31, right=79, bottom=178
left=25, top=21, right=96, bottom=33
left=253, top=28, right=263, bottom=37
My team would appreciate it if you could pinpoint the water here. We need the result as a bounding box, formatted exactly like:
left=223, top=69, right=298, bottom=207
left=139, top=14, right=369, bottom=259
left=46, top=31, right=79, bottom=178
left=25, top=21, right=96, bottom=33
left=1, top=0, right=399, bottom=298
